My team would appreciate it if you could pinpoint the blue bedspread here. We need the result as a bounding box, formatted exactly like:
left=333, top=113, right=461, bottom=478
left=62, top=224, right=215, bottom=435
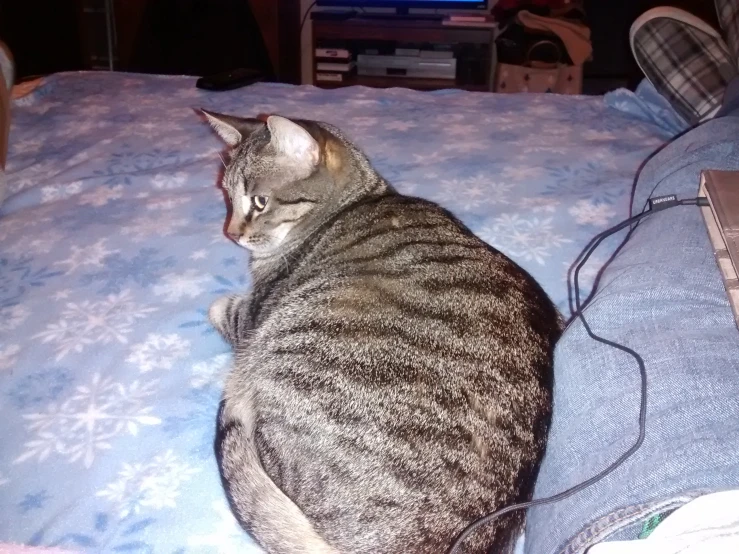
left=0, top=72, right=671, bottom=553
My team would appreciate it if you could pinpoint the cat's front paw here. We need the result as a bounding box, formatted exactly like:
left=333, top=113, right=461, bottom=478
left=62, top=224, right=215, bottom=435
left=209, top=295, right=234, bottom=338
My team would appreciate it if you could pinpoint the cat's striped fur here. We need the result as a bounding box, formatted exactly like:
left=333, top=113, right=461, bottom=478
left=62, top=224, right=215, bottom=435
left=203, top=110, right=561, bottom=554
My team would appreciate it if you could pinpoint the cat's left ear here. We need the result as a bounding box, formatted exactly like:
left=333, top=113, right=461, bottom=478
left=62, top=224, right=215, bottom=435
left=267, top=116, right=320, bottom=171
left=201, top=109, right=265, bottom=147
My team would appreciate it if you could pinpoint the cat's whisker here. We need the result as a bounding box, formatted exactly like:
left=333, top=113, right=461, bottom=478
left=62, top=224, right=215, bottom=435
left=218, top=153, right=227, bottom=169
left=280, top=252, right=290, bottom=273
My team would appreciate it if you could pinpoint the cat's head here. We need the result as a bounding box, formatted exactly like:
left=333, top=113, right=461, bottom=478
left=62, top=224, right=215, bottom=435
left=202, top=110, right=357, bottom=257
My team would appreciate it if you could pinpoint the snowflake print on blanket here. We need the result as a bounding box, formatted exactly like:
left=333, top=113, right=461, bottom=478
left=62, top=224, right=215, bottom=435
left=54, top=239, right=119, bottom=274
left=14, top=373, right=161, bottom=468
left=0, top=304, right=30, bottom=332
left=78, top=185, right=124, bottom=207
left=0, top=72, right=673, bottom=553
left=190, top=354, right=231, bottom=389
left=126, top=334, right=191, bottom=373
left=34, top=289, right=157, bottom=361
left=478, top=214, right=572, bottom=265
left=120, top=214, right=189, bottom=243
left=96, top=450, right=200, bottom=518
left=0, top=344, right=21, bottom=371
left=79, top=248, right=176, bottom=295
left=434, top=175, right=513, bottom=212
left=153, top=269, right=212, bottom=303
left=568, top=199, right=617, bottom=226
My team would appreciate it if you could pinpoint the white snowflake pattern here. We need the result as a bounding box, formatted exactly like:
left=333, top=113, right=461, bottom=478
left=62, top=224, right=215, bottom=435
left=568, top=200, right=616, bottom=226
left=190, top=250, right=208, bottom=261
left=65, top=150, right=91, bottom=168
left=521, top=145, right=570, bottom=155
left=525, top=103, right=558, bottom=117
left=394, top=180, right=420, bottom=195
left=518, top=197, right=560, bottom=214
left=121, top=214, right=188, bottom=242
left=435, top=175, right=513, bottom=211
left=493, top=119, right=530, bottom=132
left=411, top=151, right=454, bottom=164
left=445, top=123, right=473, bottom=136
left=63, top=120, right=103, bottom=138
left=34, top=289, right=157, bottom=360
left=145, top=196, right=192, bottom=211
left=0, top=305, right=31, bottom=332
left=501, top=166, right=543, bottom=181
left=126, top=333, right=190, bottom=373
left=174, top=86, right=201, bottom=100
left=384, top=120, right=417, bottom=132
left=14, top=373, right=161, bottom=468
left=41, top=181, right=83, bottom=203
left=0, top=344, right=21, bottom=371
left=0, top=471, right=9, bottom=486
left=188, top=500, right=262, bottom=554
left=439, top=112, right=465, bottom=123
left=11, top=160, right=57, bottom=195
left=441, top=141, right=490, bottom=153
left=478, top=214, right=572, bottom=265
left=96, top=450, right=200, bottom=518
left=191, top=354, right=231, bottom=389
left=54, top=239, right=118, bottom=273
left=152, top=269, right=211, bottom=303
left=53, top=289, right=72, bottom=300
left=582, top=129, right=618, bottom=141
left=79, top=185, right=124, bottom=207
left=14, top=138, right=44, bottom=153
left=0, top=217, right=24, bottom=242
left=151, top=171, right=188, bottom=190
left=131, top=121, right=162, bottom=140
left=83, top=104, right=111, bottom=118
left=26, top=101, right=62, bottom=115
left=6, top=229, right=62, bottom=256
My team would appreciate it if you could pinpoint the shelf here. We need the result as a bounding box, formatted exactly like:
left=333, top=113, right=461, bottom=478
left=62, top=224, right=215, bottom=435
left=315, top=75, right=488, bottom=92
left=313, top=18, right=494, bottom=44
left=311, top=15, right=497, bottom=93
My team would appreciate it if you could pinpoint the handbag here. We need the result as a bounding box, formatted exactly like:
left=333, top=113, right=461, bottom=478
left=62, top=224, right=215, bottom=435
left=494, top=39, right=583, bottom=94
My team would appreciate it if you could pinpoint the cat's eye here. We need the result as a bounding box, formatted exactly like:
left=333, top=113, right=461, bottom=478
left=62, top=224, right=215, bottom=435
left=252, top=195, right=268, bottom=211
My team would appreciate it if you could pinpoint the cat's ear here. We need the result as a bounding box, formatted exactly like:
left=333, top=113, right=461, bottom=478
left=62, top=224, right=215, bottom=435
left=201, top=109, right=265, bottom=147
left=266, top=116, right=320, bottom=169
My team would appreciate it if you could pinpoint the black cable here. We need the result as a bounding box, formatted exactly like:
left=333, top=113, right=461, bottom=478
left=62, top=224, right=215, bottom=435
left=299, top=1, right=318, bottom=37
left=446, top=197, right=707, bottom=554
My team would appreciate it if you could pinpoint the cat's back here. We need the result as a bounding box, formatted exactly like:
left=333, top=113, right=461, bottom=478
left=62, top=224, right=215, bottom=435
left=239, top=193, right=559, bottom=553
left=289, top=193, right=559, bottom=345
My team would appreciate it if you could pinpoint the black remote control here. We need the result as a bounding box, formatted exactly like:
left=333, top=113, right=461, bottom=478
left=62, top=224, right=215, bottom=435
left=196, top=68, right=264, bottom=91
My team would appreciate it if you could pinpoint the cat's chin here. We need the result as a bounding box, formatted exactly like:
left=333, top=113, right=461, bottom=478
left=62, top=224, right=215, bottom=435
left=239, top=238, right=279, bottom=257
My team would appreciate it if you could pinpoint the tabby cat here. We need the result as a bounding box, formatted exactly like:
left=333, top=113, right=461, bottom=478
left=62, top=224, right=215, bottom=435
left=202, top=109, right=561, bottom=554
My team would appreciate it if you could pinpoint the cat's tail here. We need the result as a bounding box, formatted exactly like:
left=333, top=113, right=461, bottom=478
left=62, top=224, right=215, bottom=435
left=218, top=421, right=338, bottom=554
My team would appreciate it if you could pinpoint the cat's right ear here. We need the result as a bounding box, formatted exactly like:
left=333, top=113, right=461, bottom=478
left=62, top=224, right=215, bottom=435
left=201, top=109, right=265, bottom=147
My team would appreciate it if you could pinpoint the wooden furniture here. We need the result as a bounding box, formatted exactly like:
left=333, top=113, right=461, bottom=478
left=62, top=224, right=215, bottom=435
left=311, top=15, right=499, bottom=92
left=74, top=0, right=301, bottom=82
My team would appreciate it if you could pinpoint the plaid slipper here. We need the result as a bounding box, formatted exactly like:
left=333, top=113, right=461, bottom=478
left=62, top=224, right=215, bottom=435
left=630, top=7, right=737, bottom=125
left=716, top=0, right=739, bottom=66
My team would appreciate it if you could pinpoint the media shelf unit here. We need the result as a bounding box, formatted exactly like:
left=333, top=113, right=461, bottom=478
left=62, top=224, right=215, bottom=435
left=311, top=14, right=498, bottom=92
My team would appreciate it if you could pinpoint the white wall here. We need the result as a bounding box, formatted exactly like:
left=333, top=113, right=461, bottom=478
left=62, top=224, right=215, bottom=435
left=299, top=0, right=497, bottom=85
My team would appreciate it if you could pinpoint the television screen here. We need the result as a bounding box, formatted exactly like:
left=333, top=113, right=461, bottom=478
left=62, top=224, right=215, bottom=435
left=317, top=0, right=487, bottom=10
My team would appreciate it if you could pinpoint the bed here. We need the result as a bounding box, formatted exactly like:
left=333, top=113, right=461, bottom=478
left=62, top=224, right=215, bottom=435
left=0, top=71, right=676, bottom=552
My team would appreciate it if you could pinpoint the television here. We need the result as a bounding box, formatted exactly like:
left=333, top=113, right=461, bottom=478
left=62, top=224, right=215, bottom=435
left=316, top=0, right=488, bottom=13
